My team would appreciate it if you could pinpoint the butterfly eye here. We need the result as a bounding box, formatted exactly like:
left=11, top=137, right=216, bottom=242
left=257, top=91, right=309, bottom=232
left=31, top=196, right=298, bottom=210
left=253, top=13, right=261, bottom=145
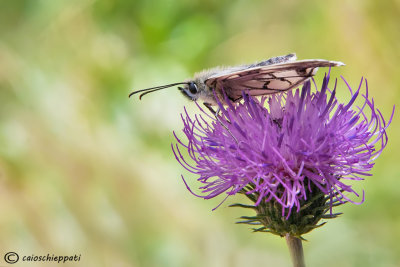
left=188, top=82, right=198, bottom=94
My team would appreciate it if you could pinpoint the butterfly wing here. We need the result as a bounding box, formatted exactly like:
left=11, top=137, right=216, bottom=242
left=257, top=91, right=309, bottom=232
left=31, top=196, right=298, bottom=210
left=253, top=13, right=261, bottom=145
left=205, top=60, right=344, bottom=101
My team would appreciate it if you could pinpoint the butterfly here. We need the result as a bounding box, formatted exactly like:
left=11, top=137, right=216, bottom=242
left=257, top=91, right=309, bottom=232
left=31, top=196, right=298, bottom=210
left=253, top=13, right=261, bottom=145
left=129, top=53, right=344, bottom=111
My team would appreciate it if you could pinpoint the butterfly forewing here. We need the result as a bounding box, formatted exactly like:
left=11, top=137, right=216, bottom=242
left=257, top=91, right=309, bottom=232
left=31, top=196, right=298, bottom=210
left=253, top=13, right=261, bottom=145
left=205, top=60, right=342, bottom=101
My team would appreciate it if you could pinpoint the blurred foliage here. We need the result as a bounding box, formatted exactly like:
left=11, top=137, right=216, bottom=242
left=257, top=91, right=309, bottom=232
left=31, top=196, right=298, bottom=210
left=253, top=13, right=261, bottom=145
left=0, top=0, right=399, bottom=266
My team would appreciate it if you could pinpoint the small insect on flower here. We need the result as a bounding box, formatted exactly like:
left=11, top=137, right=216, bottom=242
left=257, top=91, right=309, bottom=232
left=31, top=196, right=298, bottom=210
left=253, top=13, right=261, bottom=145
left=129, top=53, right=344, bottom=111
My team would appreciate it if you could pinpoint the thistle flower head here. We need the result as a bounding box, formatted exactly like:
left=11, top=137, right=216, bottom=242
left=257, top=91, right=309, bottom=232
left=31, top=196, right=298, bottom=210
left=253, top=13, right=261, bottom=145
left=172, top=73, right=393, bottom=236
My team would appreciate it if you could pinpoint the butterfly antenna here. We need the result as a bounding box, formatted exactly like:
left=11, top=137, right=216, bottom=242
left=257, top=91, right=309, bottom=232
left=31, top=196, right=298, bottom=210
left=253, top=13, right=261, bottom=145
left=139, top=88, right=167, bottom=100
left=129, top=82, right=188, bottom=99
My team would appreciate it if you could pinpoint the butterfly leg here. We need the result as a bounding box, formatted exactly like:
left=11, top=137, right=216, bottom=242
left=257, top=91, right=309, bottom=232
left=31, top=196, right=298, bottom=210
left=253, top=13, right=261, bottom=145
left=203, top=103, right=238, bottom=143
left=203, top=102, right=217, bottom=115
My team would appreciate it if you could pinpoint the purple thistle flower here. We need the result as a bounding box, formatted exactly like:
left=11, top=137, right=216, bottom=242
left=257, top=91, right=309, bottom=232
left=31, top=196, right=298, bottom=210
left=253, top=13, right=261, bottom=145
left=172, top=72, right=394, bottom=222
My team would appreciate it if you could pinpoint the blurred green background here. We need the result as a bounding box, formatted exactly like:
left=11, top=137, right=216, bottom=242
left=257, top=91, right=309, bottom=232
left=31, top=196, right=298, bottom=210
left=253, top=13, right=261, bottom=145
left=0, top=0, right=399, bottom=266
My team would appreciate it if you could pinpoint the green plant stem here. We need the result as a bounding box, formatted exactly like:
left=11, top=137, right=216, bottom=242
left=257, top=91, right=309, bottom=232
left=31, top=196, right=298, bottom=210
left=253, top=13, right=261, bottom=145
left=285, top=234, right=305, bottom=267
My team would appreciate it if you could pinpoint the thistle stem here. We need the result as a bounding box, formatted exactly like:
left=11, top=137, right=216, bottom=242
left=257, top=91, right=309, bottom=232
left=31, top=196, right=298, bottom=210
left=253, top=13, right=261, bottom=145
left=285, top=234, right=305, bottom=267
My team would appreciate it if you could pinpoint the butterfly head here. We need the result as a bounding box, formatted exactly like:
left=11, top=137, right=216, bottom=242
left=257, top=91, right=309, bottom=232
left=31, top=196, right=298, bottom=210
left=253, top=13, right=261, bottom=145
left=178, top=81, right=201, bottom=101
